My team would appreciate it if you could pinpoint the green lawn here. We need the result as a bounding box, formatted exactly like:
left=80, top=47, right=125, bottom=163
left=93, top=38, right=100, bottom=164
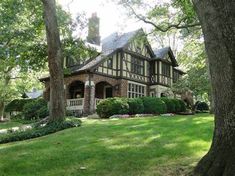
left=0, top=114, right=214, bottom=176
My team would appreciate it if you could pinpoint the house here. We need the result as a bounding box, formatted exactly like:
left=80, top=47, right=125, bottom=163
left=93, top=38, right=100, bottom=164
left=40, top=14, right=185, bottom=115
left=22, top=88, right=43, bottom=99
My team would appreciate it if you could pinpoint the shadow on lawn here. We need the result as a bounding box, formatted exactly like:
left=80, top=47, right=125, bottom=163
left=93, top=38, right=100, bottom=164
left=0, top=115, right=214, bottom=176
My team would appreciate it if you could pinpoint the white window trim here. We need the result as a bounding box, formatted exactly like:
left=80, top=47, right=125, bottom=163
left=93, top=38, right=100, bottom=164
left=127, top=81, right=147, bottom=98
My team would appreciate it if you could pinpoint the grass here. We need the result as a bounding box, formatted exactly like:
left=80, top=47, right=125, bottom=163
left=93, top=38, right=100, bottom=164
left=0, top=113, right=214, bottom=176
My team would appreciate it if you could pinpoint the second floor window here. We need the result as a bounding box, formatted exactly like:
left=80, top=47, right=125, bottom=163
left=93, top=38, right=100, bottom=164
left=162, top=63, right=170, bottom=77
left=107, top=58, right=113, bottom=68
left=131, top=57, right=144, bottom=75
left=173, top=70, right=180, bottom=83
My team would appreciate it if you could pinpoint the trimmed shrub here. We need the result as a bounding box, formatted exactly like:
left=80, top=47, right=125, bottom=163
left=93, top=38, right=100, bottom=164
left=141, top=97, right=167, bottom=114
left=161, top=98, right=176, bottom=113
left=0, top=118, right=82, bottom=144
left=178, top=99, right=187, bottom=112
left=171, top=99, right=181, bottom=113
left=196, top=102, right=209, bottom=112
left=127, top=98, right=144, bottom=115
left=5, top=99, right=34, bottom=112
left=96, top=98, right=129, bottom=118
left=22, top=98, right=48, bottom=120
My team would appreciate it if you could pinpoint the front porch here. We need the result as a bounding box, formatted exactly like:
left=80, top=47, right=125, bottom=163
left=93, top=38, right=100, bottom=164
left=65, top=80, right=114, bottom=114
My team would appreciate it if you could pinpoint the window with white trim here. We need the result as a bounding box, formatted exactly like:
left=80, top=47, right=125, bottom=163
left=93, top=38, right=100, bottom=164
left=128, top=82, right=146, bottom=98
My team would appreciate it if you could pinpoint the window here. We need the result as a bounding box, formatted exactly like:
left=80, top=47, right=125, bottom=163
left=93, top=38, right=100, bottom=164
left=131, top=57, right=144, bottom=75
left=162, top=63, right=170, bottom=77
left=128, top=82, right=146, bottom=98
left=107, top=58, right=113, bottom=68
left=173, top=70, right=180, bottom=83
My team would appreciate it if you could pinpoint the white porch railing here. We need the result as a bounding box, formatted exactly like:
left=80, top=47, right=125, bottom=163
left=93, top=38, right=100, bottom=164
left=66, top=98, right=103, bottom=111
left=66, top=98, right=84, bottom=111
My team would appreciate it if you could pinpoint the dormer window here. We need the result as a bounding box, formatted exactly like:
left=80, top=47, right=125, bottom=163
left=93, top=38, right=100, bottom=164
left=107, top=58, right=113, bottom=68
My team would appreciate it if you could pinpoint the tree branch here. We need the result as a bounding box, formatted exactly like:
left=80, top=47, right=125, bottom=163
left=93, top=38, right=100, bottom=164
left=127, top=4, right=201, bottom=32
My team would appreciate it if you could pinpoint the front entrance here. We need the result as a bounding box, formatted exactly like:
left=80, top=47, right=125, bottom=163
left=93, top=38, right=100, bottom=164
left=105, top=87, right=113, bottom=98
left=95, top=81, right=113, bottom=99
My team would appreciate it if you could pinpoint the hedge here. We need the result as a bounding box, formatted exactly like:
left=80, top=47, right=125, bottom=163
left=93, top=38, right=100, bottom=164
left=141, top=97, right=167, bottom=114
left=161, top=98, right=175, bottom=113
left=196, top=101, right=209, bottom=112
left=5, top=99, right=34, bottom=112
left=22, top=98, right=49, bottom=120
left=96, top=98, right=129, bottom=118
left=96, top=97, right=186, bottom=118
left=127, top=98, right=144, bottom=115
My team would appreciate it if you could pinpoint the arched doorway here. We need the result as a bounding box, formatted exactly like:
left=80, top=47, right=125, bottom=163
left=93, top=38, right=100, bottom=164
left=95, top=81, right=113, bottom=99
left=68, top=81, right=84, bottom=99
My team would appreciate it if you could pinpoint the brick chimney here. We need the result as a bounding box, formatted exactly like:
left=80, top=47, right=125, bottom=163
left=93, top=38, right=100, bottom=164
left=86, top=13, right=101, bottom=45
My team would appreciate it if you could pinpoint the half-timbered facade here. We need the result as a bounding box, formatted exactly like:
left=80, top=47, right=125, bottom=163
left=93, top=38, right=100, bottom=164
left=40, top=29, right=185, bottom=115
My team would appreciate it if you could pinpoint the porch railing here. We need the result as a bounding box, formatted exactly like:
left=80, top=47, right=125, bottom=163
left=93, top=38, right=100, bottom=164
left=66, top=98, right=103, bottom=111
left=66, top=98, right=84, bottom=111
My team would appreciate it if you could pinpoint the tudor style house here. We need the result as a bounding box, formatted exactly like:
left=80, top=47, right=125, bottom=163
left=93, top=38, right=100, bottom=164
left=40, top=14, right=185, bottom=115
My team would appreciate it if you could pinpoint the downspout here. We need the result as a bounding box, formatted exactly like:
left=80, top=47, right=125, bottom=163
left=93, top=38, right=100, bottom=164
left=88, top=72, right=91, bottom=114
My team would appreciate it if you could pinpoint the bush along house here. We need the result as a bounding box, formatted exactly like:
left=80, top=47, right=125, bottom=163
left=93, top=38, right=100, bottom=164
left=40, top=13, right=185, bottom=115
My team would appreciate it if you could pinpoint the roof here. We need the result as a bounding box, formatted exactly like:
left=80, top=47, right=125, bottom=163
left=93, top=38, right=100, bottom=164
left=73, top=29, right=142, bottom=72
left=173, top=67, right=186, bottom=74
left=153, top=47, right=170, bottom=59
left=153, top=47, right=178, bottom=67
left=25, top=90, right=43, bottom=99
left=102, top=29, right=141, bottom=52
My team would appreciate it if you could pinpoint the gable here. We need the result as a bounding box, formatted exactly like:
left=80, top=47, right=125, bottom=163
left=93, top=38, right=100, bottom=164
left=125, top=32, right=154, bottom=58
left=95, top=51, right=121, bottom=77
left=154, top=47, right=178, bottom=67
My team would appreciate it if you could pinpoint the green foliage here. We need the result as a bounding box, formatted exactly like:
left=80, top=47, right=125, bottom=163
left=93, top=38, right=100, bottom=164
left=127, top=98, right=144, bottom=115
left=178, top=99, right=187, bottom=112
left=96, top=97, right=188, bottom=118
left=171, top=99, right=181, bottom=113
left=96, top=98, right=129, bottom=118
left=22, top=98, right=48, bottom=120
left=0, top=118, right=82, bottom=144
left=141, top=97, right=167, bottom=114
left=196, top=102, right=209, bottom=112
left=5, top=99, right=34, bottom=112
left=173, top=40, right=210, bottom=102
left=161, top=98, right=176, bottom=113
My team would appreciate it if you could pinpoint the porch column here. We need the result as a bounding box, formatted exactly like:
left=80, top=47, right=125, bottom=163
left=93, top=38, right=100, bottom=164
left=83, top=80, right=95, bottom=115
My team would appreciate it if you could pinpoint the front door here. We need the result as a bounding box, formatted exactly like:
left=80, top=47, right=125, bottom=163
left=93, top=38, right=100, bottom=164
left=105, top=87, right=113, bottom=98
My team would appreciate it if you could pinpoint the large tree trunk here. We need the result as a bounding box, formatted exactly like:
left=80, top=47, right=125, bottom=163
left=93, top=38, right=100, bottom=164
left=41, top=0, right=65, bottom=122
left=192, top=1, right=235, bottom=175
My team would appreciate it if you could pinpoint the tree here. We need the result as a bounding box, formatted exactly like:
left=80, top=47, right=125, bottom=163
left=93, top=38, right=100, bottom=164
left=191, top=1, right=235, bottom=175
left=172, top=39, right=211, bottom=103
left=0, top=0, right=47, bottom=121
left=41, top=0, right=65, bottom=122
